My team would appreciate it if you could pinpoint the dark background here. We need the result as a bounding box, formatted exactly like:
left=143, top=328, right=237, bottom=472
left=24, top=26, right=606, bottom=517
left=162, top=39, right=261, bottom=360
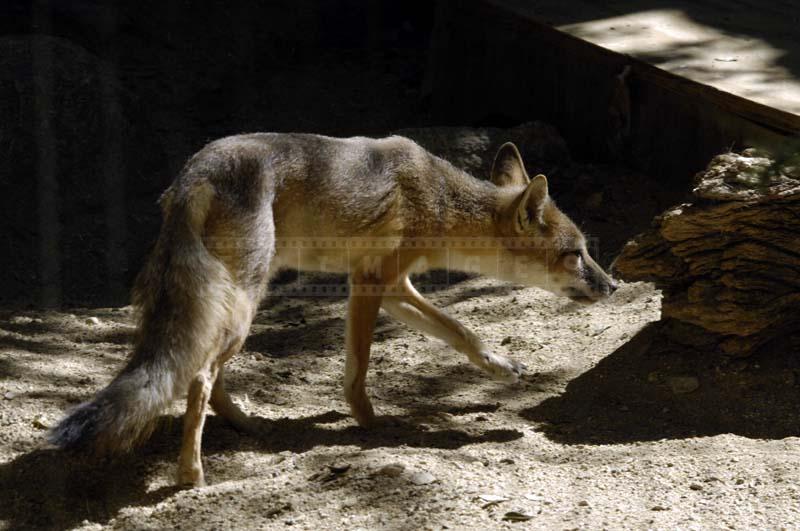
left=2, top=1, right=755, bottom=309
left=1, top=1, right=442, bottom=307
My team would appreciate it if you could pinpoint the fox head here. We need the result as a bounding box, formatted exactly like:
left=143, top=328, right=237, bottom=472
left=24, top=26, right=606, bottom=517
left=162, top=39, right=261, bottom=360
left=490, top=142, right=617, bottom=303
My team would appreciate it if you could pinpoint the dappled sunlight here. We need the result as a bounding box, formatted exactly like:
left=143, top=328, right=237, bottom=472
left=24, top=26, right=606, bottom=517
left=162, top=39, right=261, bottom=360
left=4, top=274, right=799, bottom=528
left=558, top=8, right=800, bottom=115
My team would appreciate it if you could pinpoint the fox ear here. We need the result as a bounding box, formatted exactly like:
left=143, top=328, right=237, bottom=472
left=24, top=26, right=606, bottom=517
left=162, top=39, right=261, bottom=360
left=515, top=174, right=549, bottom=232
left=491, top=142, right=530, bottom=187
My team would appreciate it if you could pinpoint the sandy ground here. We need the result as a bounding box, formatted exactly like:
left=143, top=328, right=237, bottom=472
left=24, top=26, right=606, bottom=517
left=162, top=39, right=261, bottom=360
left=1, top=276, right=800, bottom=530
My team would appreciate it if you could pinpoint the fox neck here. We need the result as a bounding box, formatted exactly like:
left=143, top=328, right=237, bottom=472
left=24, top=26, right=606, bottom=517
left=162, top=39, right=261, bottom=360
left=437, top=169, right=518, bottom=240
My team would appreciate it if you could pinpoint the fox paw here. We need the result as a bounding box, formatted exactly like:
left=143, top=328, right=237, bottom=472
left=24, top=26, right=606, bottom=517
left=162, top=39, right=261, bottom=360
left=176, top=464, right=206, bottom=488
left=479, top=351, right=525, bottom=383
left=347, top=392, right=376, bottom=428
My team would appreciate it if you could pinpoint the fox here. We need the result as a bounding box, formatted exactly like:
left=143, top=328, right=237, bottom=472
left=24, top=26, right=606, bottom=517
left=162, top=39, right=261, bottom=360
left=49, top=133, right=617, bottom=486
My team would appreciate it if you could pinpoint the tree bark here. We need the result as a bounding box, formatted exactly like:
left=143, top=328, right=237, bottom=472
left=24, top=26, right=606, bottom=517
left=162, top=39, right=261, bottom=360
left=613, top=149, right=800, bottom=356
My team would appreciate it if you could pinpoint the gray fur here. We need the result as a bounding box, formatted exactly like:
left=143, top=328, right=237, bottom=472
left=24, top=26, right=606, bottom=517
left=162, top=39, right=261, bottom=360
left=50, top=133, right=615, bottom=475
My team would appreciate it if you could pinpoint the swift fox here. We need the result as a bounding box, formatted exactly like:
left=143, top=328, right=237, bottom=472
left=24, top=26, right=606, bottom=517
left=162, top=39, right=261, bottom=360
left=49, top=133, right=617, bottom=486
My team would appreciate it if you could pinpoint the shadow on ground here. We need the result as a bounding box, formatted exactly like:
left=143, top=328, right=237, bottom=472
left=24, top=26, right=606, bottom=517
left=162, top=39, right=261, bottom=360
left=0, top=410, right=521, bottom=530
left=522, top=322, right=800, bottom=444
left=0, top=444, right=177, bottom=530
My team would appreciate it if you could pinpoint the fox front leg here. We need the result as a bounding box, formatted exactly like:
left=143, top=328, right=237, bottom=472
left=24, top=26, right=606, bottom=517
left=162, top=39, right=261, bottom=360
left=343, top=275, right=384, bottom=427
left=382, top=276, right=524, bottom=382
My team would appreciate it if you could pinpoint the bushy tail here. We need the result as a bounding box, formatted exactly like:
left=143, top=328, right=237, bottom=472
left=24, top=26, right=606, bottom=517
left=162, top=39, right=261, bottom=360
left=49, top=180, right=240, bottom=454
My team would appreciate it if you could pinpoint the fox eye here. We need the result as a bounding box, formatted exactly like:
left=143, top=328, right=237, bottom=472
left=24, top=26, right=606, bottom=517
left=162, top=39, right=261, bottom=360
left=562, top=251, right=581, bottom=270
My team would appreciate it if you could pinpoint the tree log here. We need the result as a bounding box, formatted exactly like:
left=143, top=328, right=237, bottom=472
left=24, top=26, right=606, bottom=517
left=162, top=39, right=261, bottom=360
left=614, top=149, right=800, bottom=355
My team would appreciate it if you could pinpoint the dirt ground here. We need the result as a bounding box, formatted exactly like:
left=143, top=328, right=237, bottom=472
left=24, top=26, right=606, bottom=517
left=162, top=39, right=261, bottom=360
left=1, top=275, right=800, bottom=530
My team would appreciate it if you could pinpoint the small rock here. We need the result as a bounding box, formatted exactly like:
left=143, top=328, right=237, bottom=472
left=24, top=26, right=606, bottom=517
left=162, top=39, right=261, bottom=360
left=327, top=463, right=351, bottom=475
left=500, top=336, right=512, bottom=346
left=10, top=316, right=33, bottom=325
left=265, top=502, right=292, bottom=518
left=479, top=494, right=509, bottom=507
left=689, top=483, right=703, bottom=491
left=375, top=463, right=405, bottom=477
left=578, top=500, right=589, bottom=507
left=502, top=510, right=535, bottom=522
left=408, top=471, right=436, bottom=485
left=667, top=376, right=699, bottom=394
left=3, top=392, right=17, bottom=400
left=85, top=316, right=102, bottom=326
left=523, top=494, right=545, bottom=502
left=591, top=325, right=612, bottom=336
left=651, top=505, right=670, bottom=511
left=310, top=463, right=351, bottom=482
left=32, top=415, right=49, bottom=430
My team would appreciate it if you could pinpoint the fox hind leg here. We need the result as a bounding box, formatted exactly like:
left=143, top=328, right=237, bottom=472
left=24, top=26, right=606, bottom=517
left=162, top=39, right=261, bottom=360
left=177, top=366, right=216, bottom=486
left=177, top=208, right=274, bottom=486
left=210, top=358, right=262, bottom=435
left=207, top=215, right=276, bottom=435
left=177, top=290, right=260, bottom=487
